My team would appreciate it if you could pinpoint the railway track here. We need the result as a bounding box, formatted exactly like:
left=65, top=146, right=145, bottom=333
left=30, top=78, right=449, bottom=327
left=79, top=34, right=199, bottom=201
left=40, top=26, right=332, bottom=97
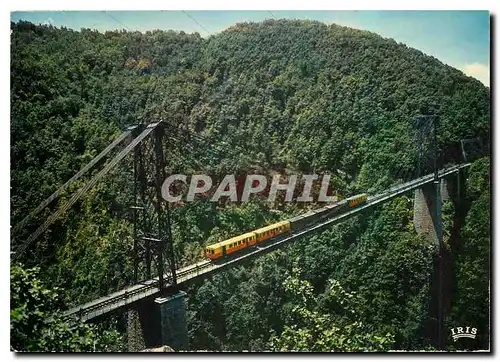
left=63, top=163, right=468, bottom=322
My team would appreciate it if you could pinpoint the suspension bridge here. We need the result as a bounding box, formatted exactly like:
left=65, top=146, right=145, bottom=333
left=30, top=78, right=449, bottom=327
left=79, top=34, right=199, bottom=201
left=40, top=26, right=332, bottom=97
left=10, top=115, right=484, bottom=351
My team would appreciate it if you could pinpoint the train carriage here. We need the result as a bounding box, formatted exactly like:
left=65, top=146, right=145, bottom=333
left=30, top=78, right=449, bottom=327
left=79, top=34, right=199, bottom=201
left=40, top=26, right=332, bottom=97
left=345, top=193, right=368, bottom=208
left=204, top=194, right=368, bottom=260
left=205, top=232, right=256, bottom=259
left=205, top=242, right=224, bottom=260
left=253, top=220, right=291, bottom=243
left=224, top=232, right=257, bottom=255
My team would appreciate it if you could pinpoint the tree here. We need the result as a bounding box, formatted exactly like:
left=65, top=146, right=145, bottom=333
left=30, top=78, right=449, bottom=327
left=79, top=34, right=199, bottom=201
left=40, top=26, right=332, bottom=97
left=10, top=19, right=490, bottom=352
left=446, top=157, right=490, bottom=350
left=269, top=265, right=394, bottom=351
left=10, top=263, right=123, bottom=352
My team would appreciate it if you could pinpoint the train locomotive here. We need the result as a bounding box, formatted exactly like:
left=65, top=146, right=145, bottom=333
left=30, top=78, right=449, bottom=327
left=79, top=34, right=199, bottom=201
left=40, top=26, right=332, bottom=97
left=205, top=193, right=368, bottom=260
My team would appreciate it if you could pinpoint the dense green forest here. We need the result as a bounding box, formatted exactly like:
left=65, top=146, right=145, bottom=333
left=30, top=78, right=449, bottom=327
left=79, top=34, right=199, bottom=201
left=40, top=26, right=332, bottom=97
left=10, top=19, right=490, bottom=351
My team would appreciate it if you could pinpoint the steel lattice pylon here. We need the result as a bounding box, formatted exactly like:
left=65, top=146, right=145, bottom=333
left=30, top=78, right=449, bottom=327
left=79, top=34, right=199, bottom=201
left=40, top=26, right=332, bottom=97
left=413, top=115, right=439, bottom=179
left=132, top=121, right=176, bottom=291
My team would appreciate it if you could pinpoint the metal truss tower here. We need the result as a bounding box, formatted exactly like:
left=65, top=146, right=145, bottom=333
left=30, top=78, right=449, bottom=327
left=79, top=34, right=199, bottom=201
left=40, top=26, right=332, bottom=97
left=132, top=121, right=176, bottom=292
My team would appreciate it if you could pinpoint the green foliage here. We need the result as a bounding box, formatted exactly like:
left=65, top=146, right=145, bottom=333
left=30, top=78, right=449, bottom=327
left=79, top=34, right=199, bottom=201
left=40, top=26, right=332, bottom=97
left=269, top=265, right=394, bottom=351
left=10, top=19, right=490, bottom=352
left=446, top=157, right=490, bottom=350
left=466, top=157, right=490, bottom=199
left=10, top=263, right=123, bottom=352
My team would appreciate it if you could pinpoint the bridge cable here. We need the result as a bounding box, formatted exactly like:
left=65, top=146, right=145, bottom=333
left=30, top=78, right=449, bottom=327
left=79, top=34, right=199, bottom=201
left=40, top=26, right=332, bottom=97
left=12, top=124, right=160, bottom=260
left=102, top=11, right=133, bottom=32
left=182, top=11, right=212, bottom=36
left=61, top=164, right=469, bottom=321
left=12, top=129, right=132, bottom=235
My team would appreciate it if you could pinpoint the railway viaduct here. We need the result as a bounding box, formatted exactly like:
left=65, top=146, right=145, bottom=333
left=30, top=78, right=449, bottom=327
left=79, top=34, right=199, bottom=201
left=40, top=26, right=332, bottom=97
left=65, top=164, right=468, bottom=351
left=12, top=117, right=480, bottom=351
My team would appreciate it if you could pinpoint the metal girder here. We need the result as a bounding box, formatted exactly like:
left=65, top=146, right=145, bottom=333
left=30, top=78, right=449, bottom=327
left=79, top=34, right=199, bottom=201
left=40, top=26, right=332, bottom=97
left=132, top=121, right=176, bottom=291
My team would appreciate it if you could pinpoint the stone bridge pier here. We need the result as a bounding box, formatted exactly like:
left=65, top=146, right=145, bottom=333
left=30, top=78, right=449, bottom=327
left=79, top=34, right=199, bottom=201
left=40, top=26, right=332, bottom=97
left=413, top=169, right=465, bottom=245
left=413, top=168, right=466, bottom=348
left=126, top=291, right=189, bottom=352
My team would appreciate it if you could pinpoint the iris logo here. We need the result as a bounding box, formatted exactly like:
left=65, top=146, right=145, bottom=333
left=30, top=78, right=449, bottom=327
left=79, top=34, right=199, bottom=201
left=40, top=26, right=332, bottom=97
left=450, top=326, right=477, bottom=341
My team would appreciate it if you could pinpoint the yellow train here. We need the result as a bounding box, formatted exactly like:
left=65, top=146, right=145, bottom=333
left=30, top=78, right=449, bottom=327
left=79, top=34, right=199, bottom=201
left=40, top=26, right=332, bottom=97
left=205, top=194, right=368, bottom=260
left=205, top=221, right=291, bottom=259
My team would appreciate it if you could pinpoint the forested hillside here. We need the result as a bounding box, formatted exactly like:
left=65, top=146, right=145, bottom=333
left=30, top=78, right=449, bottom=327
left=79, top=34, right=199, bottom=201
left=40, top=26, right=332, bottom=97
left=10, top=19, right=490, bottom=351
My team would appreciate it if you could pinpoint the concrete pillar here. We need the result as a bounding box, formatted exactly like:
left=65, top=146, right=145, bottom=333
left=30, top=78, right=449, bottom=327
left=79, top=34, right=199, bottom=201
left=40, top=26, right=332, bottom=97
left=155, top=291, right=189, bottom=351
left=125, top=291, right=189, bottom=351
left=413, top=174, right=463, bottom=245
left=413, top=182, right=440, bottom=246
left=440, top=178, right=450, bottom=203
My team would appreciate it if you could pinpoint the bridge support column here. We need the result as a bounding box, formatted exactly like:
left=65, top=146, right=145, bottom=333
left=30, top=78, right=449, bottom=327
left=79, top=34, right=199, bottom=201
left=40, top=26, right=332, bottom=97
left=440, top=178, right=450, bottom=203
left=414, top=183, right=440, bottom=246
left=155, top=291, right=189, bottom=351
left=126, top=291, right=189, bottom=352
left=414, top=171, right=465, bottom=349
left=413, top=177, right=452, bottom=244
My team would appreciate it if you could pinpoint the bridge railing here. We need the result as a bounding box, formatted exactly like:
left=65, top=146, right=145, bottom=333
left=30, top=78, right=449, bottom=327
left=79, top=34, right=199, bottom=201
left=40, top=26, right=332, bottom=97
left=61, top=163, right=470, bottom=322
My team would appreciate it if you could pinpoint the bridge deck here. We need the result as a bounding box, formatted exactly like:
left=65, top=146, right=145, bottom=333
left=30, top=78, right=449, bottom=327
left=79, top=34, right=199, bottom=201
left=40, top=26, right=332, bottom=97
left=63, top=164, right=469, bottom=322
